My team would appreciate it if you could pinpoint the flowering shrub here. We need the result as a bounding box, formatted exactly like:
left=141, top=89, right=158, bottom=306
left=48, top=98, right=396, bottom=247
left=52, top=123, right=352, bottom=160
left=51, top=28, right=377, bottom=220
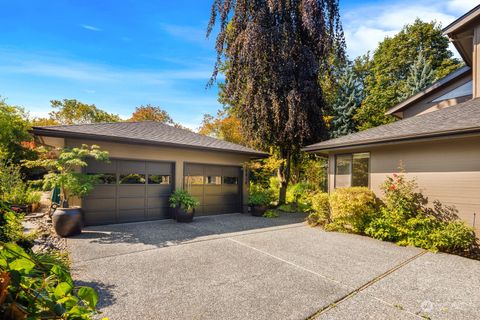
left=365, top=172, right=476, bottom=252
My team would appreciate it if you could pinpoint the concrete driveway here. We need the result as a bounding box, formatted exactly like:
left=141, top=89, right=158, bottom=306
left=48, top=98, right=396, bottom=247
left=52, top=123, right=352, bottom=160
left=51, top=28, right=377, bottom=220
left=67, top=213, right=480, bottom=320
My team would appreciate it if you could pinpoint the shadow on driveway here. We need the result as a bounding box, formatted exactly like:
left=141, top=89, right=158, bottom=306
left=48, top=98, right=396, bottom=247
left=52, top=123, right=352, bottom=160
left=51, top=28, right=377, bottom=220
left=67, top=213, right=306, bottom=262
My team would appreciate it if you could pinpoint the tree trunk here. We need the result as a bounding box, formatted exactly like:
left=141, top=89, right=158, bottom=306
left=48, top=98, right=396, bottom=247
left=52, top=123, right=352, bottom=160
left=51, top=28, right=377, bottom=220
left=277, top=149, right=291, bottom=205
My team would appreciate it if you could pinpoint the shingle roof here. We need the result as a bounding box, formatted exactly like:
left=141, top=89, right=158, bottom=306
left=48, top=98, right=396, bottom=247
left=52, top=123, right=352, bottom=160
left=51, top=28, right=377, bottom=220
left=32, top=121, right=268, bottom=157
left=303, top=98, right=480, bottom=152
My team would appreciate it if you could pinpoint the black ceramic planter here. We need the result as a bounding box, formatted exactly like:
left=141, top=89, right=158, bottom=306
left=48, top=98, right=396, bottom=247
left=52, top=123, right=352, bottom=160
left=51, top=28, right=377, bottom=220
left=52, top=208, right=83, bottom=237
left=251, top=205, right=268, bottom=217
left=175, top=207, right=195, bottom=222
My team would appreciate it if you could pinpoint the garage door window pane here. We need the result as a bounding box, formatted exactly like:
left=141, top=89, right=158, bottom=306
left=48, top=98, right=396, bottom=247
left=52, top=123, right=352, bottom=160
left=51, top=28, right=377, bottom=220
left=335, top=155, right=352, bottom=188
left=119, top=174, right=146, bottom=184
left=206, top=176, right=221, bottom=185
left=352, top=153, right=369, bottom=187
left=223, top=176, right=238, bottom=184
left=185, top=176, right=204, bottom=185
left=88, top=173, right=117, bottom=184
left=148, top=175, right=170, bottom=184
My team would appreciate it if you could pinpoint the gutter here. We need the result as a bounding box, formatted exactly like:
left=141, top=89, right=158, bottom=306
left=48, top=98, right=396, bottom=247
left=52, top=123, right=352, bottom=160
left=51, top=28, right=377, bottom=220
left=30, top=128, right=269, bottom=159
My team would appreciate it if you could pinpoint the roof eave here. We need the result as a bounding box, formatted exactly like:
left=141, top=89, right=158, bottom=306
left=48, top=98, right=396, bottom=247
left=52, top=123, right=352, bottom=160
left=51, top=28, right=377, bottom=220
left=302, top=127, right=480, bottom=153
left=31, top=128, right=269, bottom=158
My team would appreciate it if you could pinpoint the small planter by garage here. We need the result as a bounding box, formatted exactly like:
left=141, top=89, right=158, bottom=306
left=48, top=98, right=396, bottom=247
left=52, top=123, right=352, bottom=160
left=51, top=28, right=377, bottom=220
left=250, top=205, right=268, bottom=217
left=52, top=207, right=83, bottom=237
left=169, top=190, right=200, bottom=223
left=174, top=206, right=195, bottom=222
left=248, top=187, right=274, bottom=217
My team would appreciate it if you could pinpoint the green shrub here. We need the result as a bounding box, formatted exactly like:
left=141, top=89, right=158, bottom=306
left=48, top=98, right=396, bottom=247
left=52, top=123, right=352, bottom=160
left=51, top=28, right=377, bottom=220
left=278, top=203, right=298, bottom=213
left=262, top=209, right=279, bottom=218
left=0, top=202, right=35, bottom=250
left=248, top=184, right=275, bottom=206
left=169, top=190, right=200, bottom=210
left=329, top=187, right=378, bottom=233
left=0, top=157, right=41, bottom=206
left=0, top=242, right=100, bottom=319
left=429, top=221, right=476, bottom=252
left=307, top=192, right=330, bottom=226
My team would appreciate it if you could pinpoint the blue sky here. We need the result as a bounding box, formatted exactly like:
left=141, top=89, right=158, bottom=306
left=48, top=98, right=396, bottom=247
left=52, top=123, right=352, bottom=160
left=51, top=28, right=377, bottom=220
left=0, top=0, right=477, bottom=129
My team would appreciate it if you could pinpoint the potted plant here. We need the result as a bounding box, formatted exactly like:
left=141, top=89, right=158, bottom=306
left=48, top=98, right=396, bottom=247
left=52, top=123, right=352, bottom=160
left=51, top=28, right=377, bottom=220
left=169, top=189, right=199, bottom=222
left=248, top=186, right=274, bottom=216
left=24, top=145, right=109, bottom=237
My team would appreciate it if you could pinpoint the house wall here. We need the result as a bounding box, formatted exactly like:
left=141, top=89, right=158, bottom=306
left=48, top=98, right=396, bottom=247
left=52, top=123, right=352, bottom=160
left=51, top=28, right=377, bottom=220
left=399, top=73, right=472, bottom=119
left=39, top=136, right=253, bottom=212
left=327, top=135, right=480, bottom=234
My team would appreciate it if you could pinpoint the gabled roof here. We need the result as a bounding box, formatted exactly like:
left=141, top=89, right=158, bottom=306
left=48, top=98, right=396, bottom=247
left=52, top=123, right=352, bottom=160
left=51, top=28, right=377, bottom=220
left=31, top=121, right=268, bottom=157
left=303, top=98, right=480, bottom=152
left=385, top=66, right=471, bottom=116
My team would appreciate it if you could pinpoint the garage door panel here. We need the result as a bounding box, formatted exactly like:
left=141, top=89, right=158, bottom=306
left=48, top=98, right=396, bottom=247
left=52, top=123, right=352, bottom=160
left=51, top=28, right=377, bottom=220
left=204, top=185, right=222, bottom=195
left=117, top=186, right=145, bottom=198
left=84, top=185, right=116, bottom=199
left=221, top=185, right=239, bottom=195
left=205, top=166, right=222, bottom=176
left=147, top=208, right=171, bottom=220
left=147, top=162, right=172, bottom=175
left=118, top=160, right=146, bottom=173
left=185, top=164, right=204, bottom=175
left=147, top=197, right=169, bottom=208
left=222, top=167, right=239, bottom=177
left=147, top=185, right=172, bottom=197
left=83, top=210, right=116, bottom=226
left=189, top=186, right=204, bottom=197
left=118, top=209, right=145, bottom=223
left=83, top=198, right=116, bottom=211
left=86, top=159, right=117, bottom=173
left=118, top=197, right=145, bottom=210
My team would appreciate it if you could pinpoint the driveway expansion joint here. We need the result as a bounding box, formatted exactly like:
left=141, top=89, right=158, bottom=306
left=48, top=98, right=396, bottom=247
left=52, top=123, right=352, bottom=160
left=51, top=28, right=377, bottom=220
left=306, top=250, right=428, bottom=319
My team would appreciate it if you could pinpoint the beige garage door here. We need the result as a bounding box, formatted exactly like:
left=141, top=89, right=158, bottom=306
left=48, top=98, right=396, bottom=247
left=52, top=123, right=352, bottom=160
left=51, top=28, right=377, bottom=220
left=83, top=159, right=174, bottom=226
left=184, top=163, right=242, bottom=215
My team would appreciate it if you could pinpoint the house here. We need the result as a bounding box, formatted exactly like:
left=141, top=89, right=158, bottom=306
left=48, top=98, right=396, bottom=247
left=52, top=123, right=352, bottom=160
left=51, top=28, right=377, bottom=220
left=32, top=121, right=267, bottom=226
left=303, top=5, right=480, bottom=234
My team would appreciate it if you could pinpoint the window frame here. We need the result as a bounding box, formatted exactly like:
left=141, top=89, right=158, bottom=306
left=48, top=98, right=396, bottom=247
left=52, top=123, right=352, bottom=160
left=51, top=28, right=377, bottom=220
left=334, top=152, right=370, bottom=189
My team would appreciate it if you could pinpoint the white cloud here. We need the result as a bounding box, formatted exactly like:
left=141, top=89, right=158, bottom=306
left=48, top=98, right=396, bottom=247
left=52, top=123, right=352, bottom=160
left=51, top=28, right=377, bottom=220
left=81, top=24, right=102, bottom=32
left=447, top=0, right=478, bottom=13
left=342, top=0, right=473, bottom=58
left=160, top=23, right=212, bottom=47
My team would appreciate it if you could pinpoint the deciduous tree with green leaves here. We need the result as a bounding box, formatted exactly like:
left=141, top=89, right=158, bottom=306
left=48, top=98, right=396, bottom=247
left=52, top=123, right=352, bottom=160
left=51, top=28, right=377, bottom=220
left=208, top=0, right=345, bottom=204
left=23, top=145, right=109, bottom=208
left=49, top=99, right=121, bottom=125
left=354, top=19, right=462, bottom=130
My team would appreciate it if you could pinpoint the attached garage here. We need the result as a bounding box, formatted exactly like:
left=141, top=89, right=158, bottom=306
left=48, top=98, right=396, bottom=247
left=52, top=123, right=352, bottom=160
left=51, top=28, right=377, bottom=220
left=32, top=121, right=267, bottom=226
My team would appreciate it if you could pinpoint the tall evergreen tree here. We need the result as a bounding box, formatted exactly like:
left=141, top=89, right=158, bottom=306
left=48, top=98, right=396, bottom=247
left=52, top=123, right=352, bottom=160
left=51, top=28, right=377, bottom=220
left=401, top=52, right=435, bottom=99
left=331, top=66, right=363, bottom=138
left=208, top=0, right=345, bottom=204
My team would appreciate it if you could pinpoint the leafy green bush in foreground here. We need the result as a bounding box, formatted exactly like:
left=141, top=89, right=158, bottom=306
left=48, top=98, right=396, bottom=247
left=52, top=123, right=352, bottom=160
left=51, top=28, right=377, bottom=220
left=0, top=242, right=101, bottom=319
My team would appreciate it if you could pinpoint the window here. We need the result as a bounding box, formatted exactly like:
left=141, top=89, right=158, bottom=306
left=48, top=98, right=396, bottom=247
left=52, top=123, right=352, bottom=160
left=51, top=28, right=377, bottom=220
left=335, top=155, right=352, bottom=188
left=88, top=173, right=117, bottom=184
left=148, top=175, right=170, bottom=184
left=223, top=176, right=239, bottom=185
left=352, top=153, right=369, bottom=187
left=119, top=173, right=146, bottom=184
left=185, top=175, right=204, bottom=185
left=335, top=153, right=369, bottom=188
left=206, top=176, right=221, bottom=185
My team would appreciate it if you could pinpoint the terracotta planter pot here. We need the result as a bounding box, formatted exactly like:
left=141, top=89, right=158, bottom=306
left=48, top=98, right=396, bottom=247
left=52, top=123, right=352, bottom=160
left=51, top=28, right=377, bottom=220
left=52, top=208, right=83, bottom=237
left=251, top=205, right=268, bottom=217
left=175, top=206, right=195, bottom=222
